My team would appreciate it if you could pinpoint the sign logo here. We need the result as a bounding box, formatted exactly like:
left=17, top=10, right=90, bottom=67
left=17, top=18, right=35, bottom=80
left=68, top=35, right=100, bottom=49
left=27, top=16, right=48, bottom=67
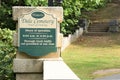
left=31, top=12, right=45, bottom=19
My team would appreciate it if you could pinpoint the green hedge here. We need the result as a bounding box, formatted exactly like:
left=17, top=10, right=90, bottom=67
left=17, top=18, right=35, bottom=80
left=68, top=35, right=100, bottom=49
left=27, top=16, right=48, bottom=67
left=0, top=28, right=16, bottom=80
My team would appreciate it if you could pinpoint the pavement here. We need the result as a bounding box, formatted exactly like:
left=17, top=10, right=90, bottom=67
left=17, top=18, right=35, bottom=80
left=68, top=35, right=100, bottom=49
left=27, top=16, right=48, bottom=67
left=95, top=74, right=120, bottom=80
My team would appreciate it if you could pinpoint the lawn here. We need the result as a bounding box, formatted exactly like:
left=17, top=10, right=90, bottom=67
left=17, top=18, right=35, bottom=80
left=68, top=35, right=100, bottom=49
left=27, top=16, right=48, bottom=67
left=62, top=33, right=120, bottom=80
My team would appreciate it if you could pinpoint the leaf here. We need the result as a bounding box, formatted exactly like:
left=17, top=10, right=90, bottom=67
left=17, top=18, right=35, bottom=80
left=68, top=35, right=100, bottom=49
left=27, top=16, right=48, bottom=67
left=24, top=0, right=31, bottom=5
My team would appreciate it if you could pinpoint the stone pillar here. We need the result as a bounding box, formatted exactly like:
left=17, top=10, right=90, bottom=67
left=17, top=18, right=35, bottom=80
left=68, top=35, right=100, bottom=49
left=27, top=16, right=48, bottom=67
left=12, top=6, right=63, bottom=80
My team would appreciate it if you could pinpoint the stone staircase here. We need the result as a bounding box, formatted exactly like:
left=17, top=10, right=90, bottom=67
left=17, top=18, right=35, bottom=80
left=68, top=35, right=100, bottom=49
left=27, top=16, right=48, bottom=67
left=84, top=19, right=120, bottom=36
left=83, top=0, right=120, bottom=36
left=88, top=21, right=109, bottom=32
left=84, top=20, right=110, bottom=36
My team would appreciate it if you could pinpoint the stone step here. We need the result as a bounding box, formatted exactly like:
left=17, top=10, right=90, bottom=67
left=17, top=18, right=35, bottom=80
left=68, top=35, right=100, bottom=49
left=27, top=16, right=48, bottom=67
left=88, top=26, right=108, bottom=28
left=88, top=28, right=108, bottom=32
left=88, top=22, right=109, bottom=32
left=90, top=23, right=108, bottom=27
left=89, top=25, right=108, bottom=28
left=88, top=27, right=109, bottom=32
left=83, top=32, right=111, bottom=36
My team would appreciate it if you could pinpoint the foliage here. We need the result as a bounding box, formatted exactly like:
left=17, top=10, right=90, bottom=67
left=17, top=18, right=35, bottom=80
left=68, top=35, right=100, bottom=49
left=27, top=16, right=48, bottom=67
left=61, top=0, right=110, bottom=36
left=0, top=2, right=16, bottom=30
left=23, top=0, right=47, bottom=6
left=0, top=0, right=47, bottom=30
left=61, top=0, right=81, bottom=36
left=0, top=28, right=16, bottom=80
left=81, top=0, right=108, bottom=11
left=0, top=0, right=110, bottom=36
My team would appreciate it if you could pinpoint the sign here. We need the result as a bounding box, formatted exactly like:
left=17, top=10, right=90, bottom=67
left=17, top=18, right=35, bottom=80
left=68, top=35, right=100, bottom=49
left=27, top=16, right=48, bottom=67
left=18, top=9, right=57, bottom=56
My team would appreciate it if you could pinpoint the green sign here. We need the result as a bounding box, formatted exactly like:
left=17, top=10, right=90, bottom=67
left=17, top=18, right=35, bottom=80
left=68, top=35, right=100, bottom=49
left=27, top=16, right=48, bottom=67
left=31, top=12, right=45, bottom=19
left=18, top=9, right=58, bottom=56
left=18, top=28, right=57, bottom=56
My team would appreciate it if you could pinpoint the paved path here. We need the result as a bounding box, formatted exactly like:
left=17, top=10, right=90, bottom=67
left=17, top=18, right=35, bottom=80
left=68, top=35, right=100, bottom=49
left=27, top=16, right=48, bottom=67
left=95, top=74, right=120, bottom=80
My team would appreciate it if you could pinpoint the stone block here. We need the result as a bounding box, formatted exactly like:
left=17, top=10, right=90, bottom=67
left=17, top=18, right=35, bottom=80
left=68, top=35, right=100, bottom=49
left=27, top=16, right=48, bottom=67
left=13, top=59, right=43, bottom=73
left=16, top=52, right=60, bottom=59
left=43, top=61, right=80, bottom=80
left=13, top=58, right=62, bottom=73
left=16, top=74, right=43, bottom=80
left=57, top=33, right=63, bottom=48
left=12, top=6, right=63, bottom=22
left=13, top=32, right=18, bottom=47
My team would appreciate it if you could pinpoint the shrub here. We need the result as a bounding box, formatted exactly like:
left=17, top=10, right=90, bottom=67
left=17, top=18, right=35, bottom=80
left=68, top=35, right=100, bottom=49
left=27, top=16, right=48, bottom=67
left=0, top=28, right=16, bottom=80
left=61, top=0, right=81, bottom=36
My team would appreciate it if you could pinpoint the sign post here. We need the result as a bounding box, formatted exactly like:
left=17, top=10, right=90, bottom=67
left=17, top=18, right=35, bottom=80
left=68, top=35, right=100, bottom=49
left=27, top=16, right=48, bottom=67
left=13, top=7, right=63, bottom=80
left=13, top=6, right=80, bottom=80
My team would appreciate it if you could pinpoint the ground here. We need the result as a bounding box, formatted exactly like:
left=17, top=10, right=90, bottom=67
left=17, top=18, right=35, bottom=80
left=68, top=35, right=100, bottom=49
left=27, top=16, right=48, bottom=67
left=80, top=33, right=120, bottom=77
left=62, top=0, right=120, bottom=79
left=81, top=0, right=120, bottom=78
left=78, top=33, right=120, bottom=47
left=80, top=0, right=120, bottom=76
left=62, top=33, right=120, bottom=80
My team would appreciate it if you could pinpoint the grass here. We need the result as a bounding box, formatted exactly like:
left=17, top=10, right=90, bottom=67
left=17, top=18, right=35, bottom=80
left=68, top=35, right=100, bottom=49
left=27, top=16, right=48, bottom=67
left=62, top=33, right=120, bottom=80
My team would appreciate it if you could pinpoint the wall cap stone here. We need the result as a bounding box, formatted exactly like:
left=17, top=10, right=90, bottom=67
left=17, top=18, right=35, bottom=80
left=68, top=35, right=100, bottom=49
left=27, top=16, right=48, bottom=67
left=12, top=6, right=63, bottom=23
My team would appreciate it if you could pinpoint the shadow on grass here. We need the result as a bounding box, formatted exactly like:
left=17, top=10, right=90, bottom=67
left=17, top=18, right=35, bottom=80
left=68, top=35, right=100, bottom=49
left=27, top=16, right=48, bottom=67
left=73, top=33, right=120, bottom=48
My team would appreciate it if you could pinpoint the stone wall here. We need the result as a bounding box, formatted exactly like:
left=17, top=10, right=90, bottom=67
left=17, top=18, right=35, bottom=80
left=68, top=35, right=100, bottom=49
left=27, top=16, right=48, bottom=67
left=61, top=28, right=83, bottom=51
